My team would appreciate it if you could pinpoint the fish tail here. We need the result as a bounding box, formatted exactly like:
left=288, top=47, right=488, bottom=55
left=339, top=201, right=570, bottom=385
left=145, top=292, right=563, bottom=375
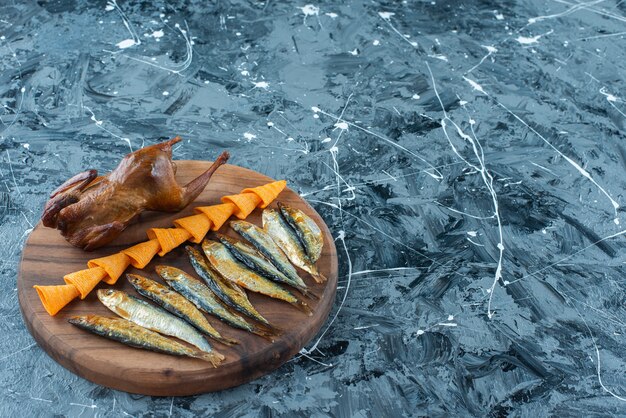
left=310, top=270, right=327, bottom=283
left=292, top=299, right=313, bottom=316
left=224, top=315, right=278, bottom=340
left=299, top=286, right=320, bottom=301
left=214, top=335, right=239, bottom=346
left=193, top=349, right=225, bottom=367
left=252, top=323, right=282, bottom=341
left=249, top=311, right=271, bottom=326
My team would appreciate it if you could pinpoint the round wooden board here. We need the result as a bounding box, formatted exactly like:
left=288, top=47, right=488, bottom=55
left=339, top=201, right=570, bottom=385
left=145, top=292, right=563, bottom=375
left=17, top=161, right=338, bottom=396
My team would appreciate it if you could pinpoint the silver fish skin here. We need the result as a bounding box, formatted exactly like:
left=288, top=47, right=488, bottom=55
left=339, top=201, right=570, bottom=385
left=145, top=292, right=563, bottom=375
left=262, top=209, right=325, bottom=283
left=127, top=273, right=236, bottom=346
left=97, top=288, right=215, bottom=353
left=187, top=245, right=274, bottom=326
left=277, top=202, right=323, bottom=262
left=230, top=220, right=306, bottom=286
left=156, top=265, right=272, bottom=338
left=217, top=233, right=312, bottom=297
left=68, top=315, right=224, bottom=366
left=203, top=240, right=312, bottom=315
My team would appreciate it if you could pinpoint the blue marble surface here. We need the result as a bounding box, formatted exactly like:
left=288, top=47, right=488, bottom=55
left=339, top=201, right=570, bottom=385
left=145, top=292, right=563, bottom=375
left=2, top=0, right=626, bottom=416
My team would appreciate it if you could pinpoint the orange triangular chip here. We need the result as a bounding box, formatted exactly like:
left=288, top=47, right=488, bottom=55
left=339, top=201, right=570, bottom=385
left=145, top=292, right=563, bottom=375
left=63, top=267, right=107, bottom=299
left=195, top=202, right=236, bottom=231
left=241, top=180, right=287, bottom=208
left=34, top=284, right=80, bottom=316
left=122, top=239, right=161, bottom=269
left=221, top=192, right=262, bottom=219
left=173, top=213, right=213, bottom=244
left=87, top=252, right=131, bottom=285
left=146, top=227, right=192, bottom=256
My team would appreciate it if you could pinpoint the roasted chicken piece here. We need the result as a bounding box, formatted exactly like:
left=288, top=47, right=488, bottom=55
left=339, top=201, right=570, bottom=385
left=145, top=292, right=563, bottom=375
left=41, top=137, right=229, bottom=250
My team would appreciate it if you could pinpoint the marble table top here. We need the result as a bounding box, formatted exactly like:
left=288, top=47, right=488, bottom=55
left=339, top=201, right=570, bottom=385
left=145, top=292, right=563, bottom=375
left=1, top=0, right=625, bottom=416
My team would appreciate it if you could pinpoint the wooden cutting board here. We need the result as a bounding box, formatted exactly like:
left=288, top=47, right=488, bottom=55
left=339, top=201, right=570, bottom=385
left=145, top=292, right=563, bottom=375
left=17, top=161, right=338, bottom=396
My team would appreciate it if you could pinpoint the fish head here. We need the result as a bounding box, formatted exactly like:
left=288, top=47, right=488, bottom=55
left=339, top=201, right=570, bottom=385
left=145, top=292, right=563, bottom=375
left=126, top=273, right=151, bottom=291
left=201, top=239, right=220, bottom=252
left=216, top=233, right=237, bottom=246
left=230, top=220, right=254, bottom=234
left=201, top=241, right=218, bottom=259
left=217, top=233, right=259, bottom=256
left=97, top=288, right=126, bottom=307
left=186, top=245, right=210, bottom=268
left=278, top=202, right=303, bottom=223
left=97, top=289, right=132, bottom=319
left=261, top=208, right=280, bottom=227
left=155, top=265, right=182, bottom=282
left=202, top=240, right=231, bottom=264
left=186, top=245, right=203, bottom=258
left=277, top=202, right=301, bottom=222
left=127, top=273, right=165, bottom=294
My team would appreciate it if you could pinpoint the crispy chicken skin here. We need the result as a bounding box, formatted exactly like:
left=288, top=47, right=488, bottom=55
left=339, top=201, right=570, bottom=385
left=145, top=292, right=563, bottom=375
left=41, top=137, right=229, bottom=251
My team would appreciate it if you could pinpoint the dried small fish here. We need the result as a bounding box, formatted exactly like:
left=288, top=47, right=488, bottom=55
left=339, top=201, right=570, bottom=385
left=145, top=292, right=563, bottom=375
left=69, top=315, right=224, bottom=366
left=127, top=274, right=236, bottom=346
left=263, top=209, right=325, bottom=283
left=230, top=220, right=306, bottom=286
left=186, top=246, right=274, bottom=326
left=277, top=202, right=323, bottom=262
left=156, top=265, right=275, bottom=339
left=217, top=233, right=317, bottom=300
left=203, top=240, right=312, bottom=315
left=98, top=288, right=216, bottom=353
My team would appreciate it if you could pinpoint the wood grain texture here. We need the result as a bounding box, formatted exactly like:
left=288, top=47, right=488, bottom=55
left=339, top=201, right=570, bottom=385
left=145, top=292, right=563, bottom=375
left=17, top=162, right=338, bottom=396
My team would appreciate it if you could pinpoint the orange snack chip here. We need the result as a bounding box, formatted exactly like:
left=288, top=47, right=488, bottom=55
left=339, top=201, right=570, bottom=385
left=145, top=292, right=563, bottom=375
left=241, top=180, right=287, bottom=208
left=33, top=284, right=80, bottom=316
left=221, top=192, right=262, bottom=219
left=87, top=252, right=131, bottom=285
left=173, top=213, right=213, bottom=244
left=63, top=267, right=108, bottom=299
left=122, top=239, right=161, bottom=269
left=195, top=202, right=236, bottom=231
left=147, top=228, right=193, bottom=256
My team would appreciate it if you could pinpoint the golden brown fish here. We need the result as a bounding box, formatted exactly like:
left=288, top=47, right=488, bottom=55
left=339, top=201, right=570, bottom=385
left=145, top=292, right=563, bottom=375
left=127, top=274, right=236, bottom=346
left=263, top=209, right=325, bottom=283
left=217, top=233, right=317, bottom=300
left=277, top=202, right=323, bottom=262
left=68, top=315, right=224, bottom=366
left=98, top=289, right=216, bottom=353
left=230, top=220, right=307, bottom=287
left=202, top=240, right=312, bottom=315
left=186, top=246, right=275, bottom=326
left=156, top=265, right=276, bottom=339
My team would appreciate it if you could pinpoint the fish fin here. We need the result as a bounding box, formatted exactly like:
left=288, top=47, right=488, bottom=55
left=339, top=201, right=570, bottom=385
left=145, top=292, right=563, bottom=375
left=252, top=323, right=282, bottom=342
left=310, top=270, right=327, bottom=284
left=214, top=335, right=238, bottom=346
left=224, top=279, right=248, bottom=297
left=193, top=350, right=225, bottom=367
left=300, top=287, right=320, bottom=301
left=113, top=306, right=131, bottom=320
left=292, top=299, right=313, bottom=316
